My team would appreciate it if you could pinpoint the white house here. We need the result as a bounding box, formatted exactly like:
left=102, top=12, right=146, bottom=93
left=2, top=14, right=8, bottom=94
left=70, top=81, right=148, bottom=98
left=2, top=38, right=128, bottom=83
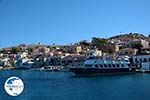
left=132, top=55, right=150, bottom=71
left=117, top=48, right=138, bottom=57
left=14, top=58, right=34, bottom=69
left=17, top=52, right=28, bottom=58
left=0, top=58, right=11, bottom=67
left=86, top=49, right=102, bottom=57
left=129, top=39, right=149, bottom=48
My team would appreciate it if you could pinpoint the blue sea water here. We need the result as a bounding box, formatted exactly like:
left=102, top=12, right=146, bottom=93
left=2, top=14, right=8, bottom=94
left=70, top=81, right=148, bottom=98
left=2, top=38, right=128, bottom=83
left=0, top=70, right=150, bottom=100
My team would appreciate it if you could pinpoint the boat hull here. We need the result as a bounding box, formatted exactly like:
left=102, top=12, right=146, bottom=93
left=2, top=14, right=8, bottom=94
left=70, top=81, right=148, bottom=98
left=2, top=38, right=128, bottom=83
left=70, top=68, right=136, bottom=76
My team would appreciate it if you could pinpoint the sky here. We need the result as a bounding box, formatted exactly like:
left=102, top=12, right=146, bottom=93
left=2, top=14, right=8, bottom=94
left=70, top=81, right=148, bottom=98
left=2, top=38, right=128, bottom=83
left=0, top=0, right=150, bottom=48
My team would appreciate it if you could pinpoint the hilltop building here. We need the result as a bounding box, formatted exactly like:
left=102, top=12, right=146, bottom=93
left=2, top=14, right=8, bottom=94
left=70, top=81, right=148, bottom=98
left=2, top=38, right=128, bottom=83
left=128, top=39, right=149, bottom=48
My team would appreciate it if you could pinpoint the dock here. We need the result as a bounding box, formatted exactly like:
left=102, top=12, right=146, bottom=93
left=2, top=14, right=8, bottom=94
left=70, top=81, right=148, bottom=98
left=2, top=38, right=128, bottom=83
left=136, top=69, right=150, bottom=73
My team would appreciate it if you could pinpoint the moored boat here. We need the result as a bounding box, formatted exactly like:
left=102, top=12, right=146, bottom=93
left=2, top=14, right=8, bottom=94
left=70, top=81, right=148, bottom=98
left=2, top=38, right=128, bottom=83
left=70, top=57, right=136, bottom=76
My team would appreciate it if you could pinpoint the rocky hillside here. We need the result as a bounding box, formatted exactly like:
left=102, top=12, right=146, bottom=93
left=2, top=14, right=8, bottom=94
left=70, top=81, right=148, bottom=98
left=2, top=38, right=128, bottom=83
left=108, top=33, right=149, bottom=41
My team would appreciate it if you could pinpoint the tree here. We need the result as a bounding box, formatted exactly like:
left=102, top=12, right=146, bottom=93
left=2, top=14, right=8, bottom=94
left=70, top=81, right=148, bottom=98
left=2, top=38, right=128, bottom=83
left=12, top=47, right=20, bottom=54
left=79, top=40, right=89, bottom=48
left=131, top=43, right=143, bottom=54
left=91, top=37, right=107, bottom=48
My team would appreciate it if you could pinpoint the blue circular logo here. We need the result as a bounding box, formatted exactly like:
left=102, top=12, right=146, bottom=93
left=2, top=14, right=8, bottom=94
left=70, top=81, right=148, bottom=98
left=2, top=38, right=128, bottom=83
left=4, top=76, right=24, bottom=96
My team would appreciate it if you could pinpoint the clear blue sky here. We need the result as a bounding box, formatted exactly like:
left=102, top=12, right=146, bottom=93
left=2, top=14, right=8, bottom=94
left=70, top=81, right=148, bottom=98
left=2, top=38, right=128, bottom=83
left=0, top=0, right=150, bottom=48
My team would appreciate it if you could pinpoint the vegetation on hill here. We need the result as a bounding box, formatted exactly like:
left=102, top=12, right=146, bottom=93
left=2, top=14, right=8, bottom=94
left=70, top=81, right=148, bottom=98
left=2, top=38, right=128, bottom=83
left=12, top=47, right=21, bottom=54
left=91, top=37, right=107, bottom=47
left=109, top=33, right=149, bottom=40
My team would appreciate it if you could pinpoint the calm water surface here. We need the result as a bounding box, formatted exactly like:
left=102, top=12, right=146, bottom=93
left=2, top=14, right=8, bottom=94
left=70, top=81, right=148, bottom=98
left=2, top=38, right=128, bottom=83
left=0, top=70, right=150, bottom=100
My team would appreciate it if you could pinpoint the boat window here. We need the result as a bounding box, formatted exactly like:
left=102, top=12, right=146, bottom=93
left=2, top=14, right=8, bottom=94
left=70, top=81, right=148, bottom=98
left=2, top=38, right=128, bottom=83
left=117, top=64, right=120, bottom=67
left=87, top=56, right=95, bottom=59
left=135, top=59, right=138, bottom=63
left=100, top=64, right=103, bottom=68
left=140, top=58, right=142, bottom=62
left=85, top=64, right=93, bottom=67
left=149, top=58, right=150, bottom=62
left=144, top=58, right=147, bottom=62
left=121, top=64, right=124, bottom=67
left=94, top=64, right=98, bottom=68
left=108, top=64, right=111, bottom=67
left=112, top=64, right=115, bottom=67
left=104, top=64, right=107, bottom=67
left=22, top=63, right=26, bottom=65
left=68, top=61, right=72, bottom=63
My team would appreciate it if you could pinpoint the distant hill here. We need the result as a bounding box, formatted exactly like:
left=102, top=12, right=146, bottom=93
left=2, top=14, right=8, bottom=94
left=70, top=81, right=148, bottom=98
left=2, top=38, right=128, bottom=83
left=108, top=33, right=149, bottom=41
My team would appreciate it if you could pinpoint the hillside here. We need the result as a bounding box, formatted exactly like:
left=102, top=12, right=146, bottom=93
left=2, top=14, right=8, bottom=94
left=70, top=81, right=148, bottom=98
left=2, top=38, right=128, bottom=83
left=108, top=33, right=149, bottom=41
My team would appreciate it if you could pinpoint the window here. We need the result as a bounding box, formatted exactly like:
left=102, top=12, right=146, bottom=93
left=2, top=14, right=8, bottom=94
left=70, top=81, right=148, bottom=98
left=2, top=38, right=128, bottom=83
left=104, top=64, right=107, bottom=67
left=117, top=64, right=120, bottom=67
left=85, top=64, right=93, bottom=67
left=121, top=64, right=124, bottom=67
left=112, top=64, right=115, bottom=67
left=108, top=64, right=111, bottom=67
left=95, top=64, right=98, bottom=68
left=100, top=64, right=103, bottom=68
left=140, top=58, right=142, bottom=62
left=144, top=58, right=147, bottom=62
left=135, top=59, right=138, bottom=63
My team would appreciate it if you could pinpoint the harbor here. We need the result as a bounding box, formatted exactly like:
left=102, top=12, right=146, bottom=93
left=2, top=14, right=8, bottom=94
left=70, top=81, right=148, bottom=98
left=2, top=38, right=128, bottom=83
left=1, top=0, right=150, bottom=99
left=1, top=53, right=150, bottom=76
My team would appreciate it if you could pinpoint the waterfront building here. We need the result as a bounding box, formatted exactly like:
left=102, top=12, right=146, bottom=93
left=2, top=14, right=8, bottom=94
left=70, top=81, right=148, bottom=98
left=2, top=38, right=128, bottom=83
left=0, top=53, right=4, bottom=58
left=86, top=49, right=102, bottom=57
left=17, top=52, right=28, bottom=58
left=0, top=58, right=11, bottom=67
left=32, top=54, right=46, bottom=68
left=63, top=45, right=82, bottom=54
left=1, top=48, right=13, bottom=54
left=14, top=58, right=34, bottom=69
left=117, top=48, right=138, bottom=57
left=61, top=55, right=86, bottom=67
left=102, top=44, right=120, bottom=54
left=48, top=57, right=62, bottom=66
left=141, top=47, right=150, bottom=54
left=132, top=55, right=150, bottom=71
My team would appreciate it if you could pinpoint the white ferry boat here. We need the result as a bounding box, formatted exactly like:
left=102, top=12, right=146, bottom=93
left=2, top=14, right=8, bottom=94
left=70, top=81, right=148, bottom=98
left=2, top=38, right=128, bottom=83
left=70, top=57, right=136, bottom=76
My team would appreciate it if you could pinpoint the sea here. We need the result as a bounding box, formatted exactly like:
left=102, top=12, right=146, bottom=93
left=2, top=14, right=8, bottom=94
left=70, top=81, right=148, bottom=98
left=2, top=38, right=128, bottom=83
left=0, top=70, right=150, bottom=100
